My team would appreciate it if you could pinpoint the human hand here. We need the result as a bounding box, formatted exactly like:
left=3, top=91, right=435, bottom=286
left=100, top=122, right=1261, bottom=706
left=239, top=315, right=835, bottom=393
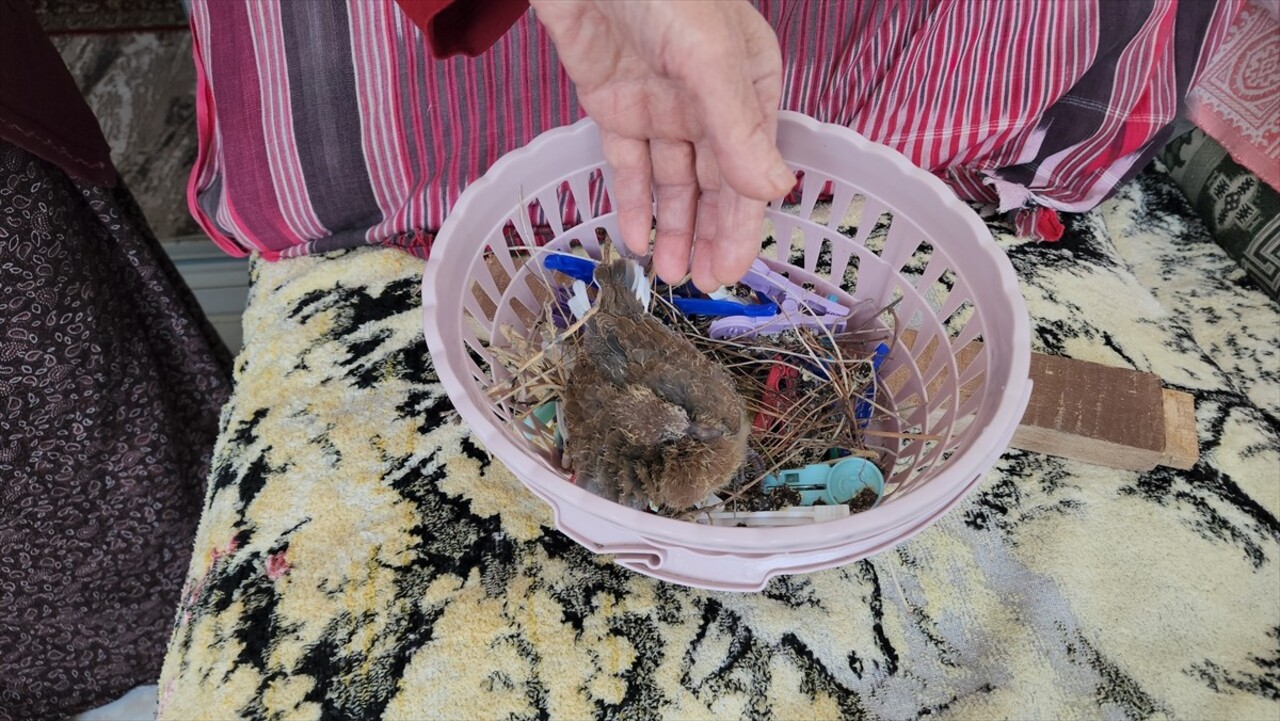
left=530, top=0, right=793, bottom=291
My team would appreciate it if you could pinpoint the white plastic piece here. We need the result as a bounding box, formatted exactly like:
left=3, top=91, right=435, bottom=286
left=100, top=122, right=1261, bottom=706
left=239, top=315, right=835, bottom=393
left=703, top=505, right=851, bottom=527
left=624, top=258, right=652, bottom=311
left=567, top=280, right=591, bottom=320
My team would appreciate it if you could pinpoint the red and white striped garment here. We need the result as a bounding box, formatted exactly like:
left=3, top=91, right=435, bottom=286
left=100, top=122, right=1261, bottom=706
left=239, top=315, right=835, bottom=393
left=187, top=0, right=1242, bottom=260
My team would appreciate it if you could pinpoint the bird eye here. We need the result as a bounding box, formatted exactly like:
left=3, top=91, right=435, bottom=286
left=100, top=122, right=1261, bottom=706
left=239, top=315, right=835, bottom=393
left=686, top=422, right=724, bottom=441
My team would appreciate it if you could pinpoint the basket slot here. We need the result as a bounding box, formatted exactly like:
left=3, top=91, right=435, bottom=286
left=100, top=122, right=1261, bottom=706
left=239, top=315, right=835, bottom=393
left=765, top=171, right=796, bottom=214
left=881, top=342, right=929, bottom=426
left=890, top=407, right=936, bottom=488
left=493, top=306, right=530, bottom=349
left=555, top=233, right=592, bottom=263
left=507, top=207, right=538, bottom=248
left=924, top=387, right=961, bottom=444
left=828, top=235, right=856, bottom=290
left=772, top=216, right=799, bottom=264
left=851, top=198, right=889, bottom=248
left=914, top=245, right=951, bottom=295
left=473, top=256, right=505, bottom=310
left=509, top=296, right=541, bottom=334
left=879, top=214, right=924, bottom=273
left=558, top=180, right=585, bottom=229
left=917, top=437, right=948, bottom=477
left=505, top=271, right=553, bottom=336
left=567, top=173, right=594, bottom=222
left=460, top=316, right=488, bottom=360
left=589, top=168, right=608, bottom=210
left=523, top=414, right=560, bottom=465
left=462, top=289, right=495, bottom=341
left=517, top=261, right=553, bottom=308
left=932, top=281, right=968, bottom=320
left=957, top=346, right=986, bottom=389
left=786, top=225, right=807, bottom=268
left=519, top=249, right=559, bottom=295
left=844, top=219, right=898, bottom=307
left=580, top=226, right=604, bottom=258
left=919, top=339, right=961, bottom=399
left=916, top=325, right=962, bottom=394
left=951, top=296, right=982, bottom=339
left=488, top=232, right=521, bottom=280
left=939, top=274, right=975, bottom=323
left=535, top=189, right=566, bottom=236
left=802, top=232, right=832, bottom=276
left=903, top=324, right=967, bottom=429
left=798, top=171, right=823, bottom=221
left=956, top=371, right=986, bottom=419
left=761, top=218, right=779, bottom=260
left=462, top=336, right=492, bottom=383
left=825, top=185, right=857, bottom=232
left=468, top=362, right=489, bottom=391
left=467, top=285, right=498, bottom=343
left=463, top=306, right=492, bottom=346
left=916, top=359, right=979, bottom=429
left=596, top=162, right=615, bottom=192
left=894, top=439, right=926, bottom=479
left=952, top=327, right=986, bottom=383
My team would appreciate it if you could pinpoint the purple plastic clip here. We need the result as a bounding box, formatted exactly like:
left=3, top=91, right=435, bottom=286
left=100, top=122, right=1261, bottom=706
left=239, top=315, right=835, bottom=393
left=548, top=286, right=574, bottom=329
left=708, top=259, right=852, bottom=340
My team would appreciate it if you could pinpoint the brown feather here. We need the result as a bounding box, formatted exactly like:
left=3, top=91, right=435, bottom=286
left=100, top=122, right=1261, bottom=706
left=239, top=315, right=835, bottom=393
left=562, top=259, right=750, bottom=510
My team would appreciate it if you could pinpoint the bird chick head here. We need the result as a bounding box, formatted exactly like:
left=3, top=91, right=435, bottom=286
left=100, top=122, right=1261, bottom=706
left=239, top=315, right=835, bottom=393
left=632, top=390, right=751, bottom=511
left=619, top=384, right=691, bottom=445
left=624, top=363, right=752, bottom=511
left=618, top=384, right=729, bottom=447
left=653, top=418, right=751, bottom=510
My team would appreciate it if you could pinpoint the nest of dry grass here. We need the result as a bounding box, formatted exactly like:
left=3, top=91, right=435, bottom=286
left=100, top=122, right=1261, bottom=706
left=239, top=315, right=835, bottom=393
left=484, top=243, right=909, bottom=522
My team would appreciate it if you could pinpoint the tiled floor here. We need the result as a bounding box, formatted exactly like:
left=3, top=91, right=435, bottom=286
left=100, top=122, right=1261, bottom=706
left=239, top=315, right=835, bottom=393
left=73, top=685, right=158, bottom=721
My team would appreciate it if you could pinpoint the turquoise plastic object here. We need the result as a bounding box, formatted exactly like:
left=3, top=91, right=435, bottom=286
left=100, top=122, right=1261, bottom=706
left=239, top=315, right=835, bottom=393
left=521, top=402, right=560, bottom=445
left=762, top=457, right=885, bottom=507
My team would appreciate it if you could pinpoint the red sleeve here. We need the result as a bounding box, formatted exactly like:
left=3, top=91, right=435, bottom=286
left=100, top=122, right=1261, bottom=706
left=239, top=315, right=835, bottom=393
left=393, top=0, right=529, bottom=59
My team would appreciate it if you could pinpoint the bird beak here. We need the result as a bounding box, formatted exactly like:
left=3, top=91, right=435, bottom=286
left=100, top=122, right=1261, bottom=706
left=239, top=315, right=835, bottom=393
left=686, top=422, right=724, bottom=441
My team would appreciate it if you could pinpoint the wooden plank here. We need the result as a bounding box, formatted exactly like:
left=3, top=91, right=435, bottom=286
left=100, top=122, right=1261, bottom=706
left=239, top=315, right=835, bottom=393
left=883, top=330, right=1196, bottom=471
left=1012, top=353, right=1167, bottom=471
left=1160, top=389, right=1199, bottom=470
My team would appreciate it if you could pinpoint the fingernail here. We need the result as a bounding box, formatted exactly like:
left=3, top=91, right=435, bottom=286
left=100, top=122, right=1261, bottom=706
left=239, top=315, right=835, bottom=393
left=769, top=163, right=795, bottom=195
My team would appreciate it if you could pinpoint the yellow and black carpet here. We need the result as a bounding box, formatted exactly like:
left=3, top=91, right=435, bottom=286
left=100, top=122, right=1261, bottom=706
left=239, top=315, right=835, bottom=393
left=158, top=168, right=1280, bottom=720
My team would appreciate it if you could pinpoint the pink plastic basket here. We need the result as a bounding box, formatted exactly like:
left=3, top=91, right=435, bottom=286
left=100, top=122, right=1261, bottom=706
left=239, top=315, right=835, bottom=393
left=422, top=112, right=1032, bottom=591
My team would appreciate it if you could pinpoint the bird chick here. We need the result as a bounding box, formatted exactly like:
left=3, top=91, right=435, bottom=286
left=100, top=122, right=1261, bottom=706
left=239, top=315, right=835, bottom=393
left=562, top=258, right=750, bottom=511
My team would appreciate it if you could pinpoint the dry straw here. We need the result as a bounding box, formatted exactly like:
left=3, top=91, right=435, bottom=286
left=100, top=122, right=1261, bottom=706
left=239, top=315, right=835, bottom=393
left=485, top=241, right=919, bottom=520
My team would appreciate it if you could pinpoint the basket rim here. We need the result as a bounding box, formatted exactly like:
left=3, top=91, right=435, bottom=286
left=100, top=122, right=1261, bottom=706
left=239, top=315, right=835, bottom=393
left=422, top=111, right=1032, bottom=554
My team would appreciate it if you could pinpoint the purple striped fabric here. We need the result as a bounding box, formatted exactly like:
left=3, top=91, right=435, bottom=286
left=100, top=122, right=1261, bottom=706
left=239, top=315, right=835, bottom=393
left=187, top=0, right=1242, bottom=259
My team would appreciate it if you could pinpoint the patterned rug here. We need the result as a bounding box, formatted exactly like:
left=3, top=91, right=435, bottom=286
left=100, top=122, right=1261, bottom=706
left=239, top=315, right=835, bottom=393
left=29, top=0, right=186, bottom=34
left=157, top=166, right=1280, bottom=720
